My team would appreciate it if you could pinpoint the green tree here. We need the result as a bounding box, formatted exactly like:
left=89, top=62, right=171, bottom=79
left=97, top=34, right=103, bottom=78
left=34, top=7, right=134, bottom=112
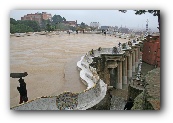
left=52, top=15, right=64, bottom=24
left=46, top=23, right=51, bottom=32
left=10, top=18, right=40, bottom=32
left=60, top=23, right=68, bottom=31
left=46, top=23, right=56, bottom=32
left=62, top=17, right=66, bottom=22
left=10, top=18, right=17, bottom=25
left=10, top=24, right=33, bottom=33
left=41, top=19, right=48, bottom=29
left=10, top=24, right=16, bottom=33
left=21, top=20, right=40, bottom=32
left=40, top=19, right=52, bottom=30
left=80, top=22, right=86, bottom=29
left=68, top=26, right=76, bottom=31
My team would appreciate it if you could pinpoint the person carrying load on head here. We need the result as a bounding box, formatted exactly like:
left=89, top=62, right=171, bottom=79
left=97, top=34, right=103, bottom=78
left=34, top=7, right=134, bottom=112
left=17, top=78, right=28, bottom=104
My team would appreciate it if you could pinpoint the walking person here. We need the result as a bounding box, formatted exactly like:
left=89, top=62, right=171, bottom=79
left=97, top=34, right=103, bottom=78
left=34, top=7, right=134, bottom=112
left=17, top=78, right=28, bottom=104
left=104, top=31, right=106, bottom=36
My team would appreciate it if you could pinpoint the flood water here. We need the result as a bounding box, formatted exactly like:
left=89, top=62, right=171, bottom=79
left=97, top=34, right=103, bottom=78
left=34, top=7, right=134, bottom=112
left=10, top=33, right=129, bottom=107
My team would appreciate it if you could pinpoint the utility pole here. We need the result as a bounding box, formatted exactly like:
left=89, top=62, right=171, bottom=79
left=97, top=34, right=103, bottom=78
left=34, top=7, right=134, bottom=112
left=145, top=19, right=149, bottom=37
left=143, top=19, right=149, bottom=40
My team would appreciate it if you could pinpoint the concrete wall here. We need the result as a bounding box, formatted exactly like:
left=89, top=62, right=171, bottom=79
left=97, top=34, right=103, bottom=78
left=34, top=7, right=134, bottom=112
left=77, top=82, right=101, bottom=109
left=12, top=96, right=58, bottom=110
left=76, top=50, right=107, bottom=110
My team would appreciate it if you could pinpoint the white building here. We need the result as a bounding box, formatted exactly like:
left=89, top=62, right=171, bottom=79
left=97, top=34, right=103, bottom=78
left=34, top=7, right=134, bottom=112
left=90, top=22, right=100, bottom=29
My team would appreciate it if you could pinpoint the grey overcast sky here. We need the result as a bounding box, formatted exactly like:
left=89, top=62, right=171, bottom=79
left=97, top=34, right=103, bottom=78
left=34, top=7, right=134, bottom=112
left=10, top=10, right=159, bottom=32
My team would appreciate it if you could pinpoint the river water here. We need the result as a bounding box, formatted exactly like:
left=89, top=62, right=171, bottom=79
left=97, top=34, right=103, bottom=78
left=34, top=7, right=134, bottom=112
left=10, top=33, right=129, bottom=107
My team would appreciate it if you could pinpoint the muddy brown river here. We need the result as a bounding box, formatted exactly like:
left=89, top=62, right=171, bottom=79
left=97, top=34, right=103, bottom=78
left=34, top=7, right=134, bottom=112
left=10, top=33, right=129, bottom=107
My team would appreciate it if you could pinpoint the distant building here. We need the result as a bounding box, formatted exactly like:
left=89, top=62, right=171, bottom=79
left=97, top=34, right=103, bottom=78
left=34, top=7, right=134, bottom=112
left=42, top=12, right=52, bottom=20
left=90, top=22, right=99, bottom=29
left=100, top=26, right=110, bottom=30
left=134, top=31, right=143, bottom=35
left=62, top=20, right=77, bottom=27
left=100, top=26, right=118, bottom=32
left=109, top=26, right=118, bottom=32
left=118, top=27, right=129, bottom=34
left=21, top=12, right=52, bottom=25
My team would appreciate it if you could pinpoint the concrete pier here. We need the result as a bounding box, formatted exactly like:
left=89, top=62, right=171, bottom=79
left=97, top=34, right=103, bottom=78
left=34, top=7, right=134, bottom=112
left=132, top=51, right=136, bottom=73
left=122, top=57, right=127, bottom=85
left=127, top=53, right=132, bottom=81
left=135, top=48, right=139, bottom=68
left=117, top=61, right=122, bottom=89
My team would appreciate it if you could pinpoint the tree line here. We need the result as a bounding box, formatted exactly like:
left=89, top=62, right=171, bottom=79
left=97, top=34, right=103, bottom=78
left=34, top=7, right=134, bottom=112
left=10, top=18, right=41, bottom=33
left=10, top=14, right=90, bottom=33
